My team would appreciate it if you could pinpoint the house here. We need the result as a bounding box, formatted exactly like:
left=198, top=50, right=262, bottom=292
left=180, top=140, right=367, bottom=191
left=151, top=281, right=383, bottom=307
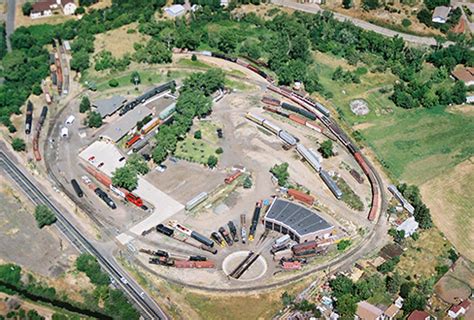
left=30, top=0, right=77, bottom=19
left=355, top=301, right=384, bottom=320
left=452, top=67, right=474, bottom=87
left=396, top=217, right=419, bottom=237
left=61, top=0, right=77, bottom=15
left=432, top=6, right=451, bottom=24
left=407, top=310, right=433, bottom=320
left=384, top=297, right=403, bottom=320
left=448, top=300, right=471, bottom=318
left=164, top=4, right=186, bottom=17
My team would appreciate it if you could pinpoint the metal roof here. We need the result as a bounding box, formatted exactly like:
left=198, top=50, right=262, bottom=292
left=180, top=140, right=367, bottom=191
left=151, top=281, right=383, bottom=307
left=265, top=198, right=333, bottom=237
left=164, top=5, right=185, bottom=16
left=100, top=104, right=152, bottom=142
left=432, top=6, right=451, bottom=20
left=93, top=95, right=127, bottom=118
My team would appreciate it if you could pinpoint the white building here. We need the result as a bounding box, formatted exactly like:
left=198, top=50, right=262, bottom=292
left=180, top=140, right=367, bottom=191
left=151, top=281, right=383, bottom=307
left=432, top=6, right=451, bottom=24
left=164, top=5, right=186, bottom=17
left=397, top=217, right=419, bottom=237
left=61, top=0, right=77, bottom=15
left=30, top=0, right=77, bottom=19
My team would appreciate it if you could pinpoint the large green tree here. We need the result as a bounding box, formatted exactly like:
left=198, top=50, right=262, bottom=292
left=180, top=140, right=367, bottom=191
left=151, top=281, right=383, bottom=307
left=34, top=205, right=57, bottom=228
left=112, top=166, right=138, bottom=191
left=270, top=163, right=289, bottom=186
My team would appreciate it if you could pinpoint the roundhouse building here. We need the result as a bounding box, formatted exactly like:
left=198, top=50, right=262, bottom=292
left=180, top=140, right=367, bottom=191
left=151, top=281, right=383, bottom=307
left=264, top=198, right=334, bottom=243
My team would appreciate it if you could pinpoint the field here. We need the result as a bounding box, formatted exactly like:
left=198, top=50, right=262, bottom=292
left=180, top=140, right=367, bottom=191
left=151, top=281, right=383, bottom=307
left=175, top=120, right=222, bottom=165
left=420, top=159, right=474, bottom=261
left=395, top=228, right=451, bottom=280
left=434, top=257, right=474, bottom=304
left=94, top=23, right=149, bottom=58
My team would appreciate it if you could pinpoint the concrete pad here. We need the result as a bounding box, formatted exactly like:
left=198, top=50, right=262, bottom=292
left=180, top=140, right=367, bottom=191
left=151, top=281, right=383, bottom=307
left=78, top=140, right=125, bottom=176
left=116, top=233, right=135, bottom=245
left=129, top=177, right=184, bottom=236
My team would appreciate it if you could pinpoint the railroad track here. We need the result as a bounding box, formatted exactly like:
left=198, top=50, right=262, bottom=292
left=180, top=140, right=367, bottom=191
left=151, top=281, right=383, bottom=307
left=0, top=149, right=167, bottom=320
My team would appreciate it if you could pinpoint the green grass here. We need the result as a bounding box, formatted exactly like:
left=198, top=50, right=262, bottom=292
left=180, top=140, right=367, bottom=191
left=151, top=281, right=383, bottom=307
left=225, top=78, right=254, bottom=91
left=177, top=58, right=211, bottom=69
left=175, top=121, right=221, bottom=164
left=92, top=70, right=166, bottom=91
left=360, top=106, right=474, bottom=184
left=336, top=177, right=364, bottom=211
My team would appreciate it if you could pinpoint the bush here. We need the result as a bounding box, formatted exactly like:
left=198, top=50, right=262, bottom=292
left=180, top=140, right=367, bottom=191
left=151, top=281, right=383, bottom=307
left=243, top=176, right=252, bottom=189
left=75, top=6, right=86, bottom=15
left=337, top=239, right=352, bottom=251
left=191, top=54, right=197, bottom=61
left=319, top=140, right=334, bottom=158
left=11, top=138, right=26, bottom=152
left=22, top=2, right=33, bottom=16
left=207, top=155, right=218, bottom=168
left=79, top=96, right=91, bottom=113
left=87, top=111, right=102, bottom=128
left=402, top=18, right=412, bottom=28
left=108, top=79, right=119, bottom=87
left=270, top=163, right=289, bottom=186
left=34, top=205, right=57, bottom=228
left=75, top=254, right=110, bottom=286
left=194, top=130, right=202, bottom=139
left=215, top=147, right=223, bottom=154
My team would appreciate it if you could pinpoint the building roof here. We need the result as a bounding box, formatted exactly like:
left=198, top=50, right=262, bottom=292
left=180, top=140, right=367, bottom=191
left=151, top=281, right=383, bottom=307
left=408, top=310, right=431, bottom=320
left=265, top=198, right=333, bottom=238
left=432, top=6, right=451, bottom=20
left=32, top=0, right=55, bottom=12
left=93, top=95, right=127, bottom=118
left=164, top=4, right=185, bottom=17
left=100, top=104, right=152, bottom=142
left=61, top=0, right=75, bottom=5
left=384, top=304, right=400, bottom=318
left=356, top=301, right=384, bottom=320
left=459, top=300, right=471, bottom=309
left=452, top=67, right=474, bottom=84
left=396, top=217, right=419, bottom=236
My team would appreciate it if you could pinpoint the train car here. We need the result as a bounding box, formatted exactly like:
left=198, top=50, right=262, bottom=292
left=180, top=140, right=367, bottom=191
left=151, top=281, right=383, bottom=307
left=219, top=226, right=233, bottom=246
left=350, top=169, right=364, bottom=184
left=71, top=179, right=84, bottom=198
left=240, top=214, right=247, bottom=244
left=262, top=119, right=282, bottom=135
left=296, top=143, right=321, bottom=173
left=245, top=112, right=265, bottom=125
left=319, top=170, right=343, bottom=200
left=262, top=96, right=281, bottom=106
left=236, top=58, right=249, bottom=67
left=225, top=171, right=241, bottom=184
left=292, top=240, right=318, bottom=253
left=25, top=101, right=33, bottom=135
left=141, top=117, right=161, bottom=135
left=272, top=248, right=293, bottom=261
left=156, top=224, right=174, bottom=236
left=39, top=106, right=48, bottom=126
left=281, top=102, right=317, bottom=121
left=278, top=130, right=297, bottom=146
left=94, top=188, right=116, bottom=209
left=189, top=255, right=207, bottom=261
left=211, top=232, right=226, bottom=247
left=314, top=102, right=330, bottom=118
left=249, top=201, right=262, bottom=241
left=200, top=51, right=212, bottom=57
left=287, top=188, right=314, bottom=206
left=120, top=81, right=175, bottom=116
left=191, top=231, right=214, bottom=248
left=132, top=138, right=150, bottom=153
left=174, top=260, right=215, bottom=269
left=228, top=221, right=238, bottom=242
left=125, top=134, right=141, bottom=148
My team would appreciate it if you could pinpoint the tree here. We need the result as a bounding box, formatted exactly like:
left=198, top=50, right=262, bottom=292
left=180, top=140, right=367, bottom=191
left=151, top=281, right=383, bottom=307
left=11, top=138, right=26, bottom=152
left=34, top=205, right=57, bottom=228
left=126, top=153, right=149, bottom=175
left=451, top=81, right=467, bottom=104
left=70, top=50, right=90, bottom=72
left=403, top=291, right=427, bottom=314
left=281, top=291, right=294, bottom=306
left=270, top=162, right=289, bottom=186
left=194, top=130, right=202, bottom=139
left=22, top=2, right=33, bottom=16
left=112, top=166, right=138, bottom=190
left=75, top=253, right=110, bottom=286
left=319, top=140, right=334, bottom=158
left=448, top=248, right=459, bottom=263
left=87, top=111, right=102, bottom=128
left=75, top=6, right=86, bottom=15
left=377, top=256, right=400, bottom=274
left=414, top=203, right=433, bottom=229
left=215, top=147, right=223, bottom=154
left=402, top=19, right=412, bottom=28
left=337, top=239, right=351, bottom=251
left=108, top=79, right=119, bottom=87
left=399, top=281, right=415, bottom=299
left=335, top=293, right=358, bottom=318
left=386, top=272, right=402, bottom=294
left=79, top=96, right=91, bottom=113
left=130, top=71, right=141, bottom=85
left=342, top=0, right=352, bottom=9
left=362, top=0, right=380, bottom=10
left=207, top=155, right=218, bottom=168
left=243, top=176, right=252, bottom=189
left=329, top=275, right=355, bottom=299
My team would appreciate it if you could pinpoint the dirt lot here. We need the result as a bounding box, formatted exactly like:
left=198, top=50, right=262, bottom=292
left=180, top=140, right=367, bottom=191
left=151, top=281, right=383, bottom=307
left=0, top=177, right=75, bottom=277
left=420, top=158, right=474, bottom=262
left=435, top=257, right=474, bottom=304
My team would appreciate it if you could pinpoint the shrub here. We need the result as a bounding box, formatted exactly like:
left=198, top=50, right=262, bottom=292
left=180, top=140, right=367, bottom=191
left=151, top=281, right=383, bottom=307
left=194, top=130, right=202, bottom=139
left=11, top=138, right=26, bottom=152
left=191, top=54, right=197, bottom=61
left=108, top=79, right=119, bottom=87
left=207, top=155, right=218, bottom=168
left=337, top=239, right=352, bottom=251
left=79, top=96, right=91, bottom=113
left=243, top=176, right=252, bottom=189
left=215, top=147, right=223, bottom=154
left=34, top=205, right=57, bottom=228
left=402, top=18, right=412, bottom=28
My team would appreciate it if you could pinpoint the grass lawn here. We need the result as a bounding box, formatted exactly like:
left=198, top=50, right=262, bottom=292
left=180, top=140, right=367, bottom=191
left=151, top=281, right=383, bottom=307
left=396, top=228, right=451, bottom=280
left=225, top=78, right=254, bottom=91
left=175, top=120, right=221, bottom=164
left=177, top=58, right=212, bottom=69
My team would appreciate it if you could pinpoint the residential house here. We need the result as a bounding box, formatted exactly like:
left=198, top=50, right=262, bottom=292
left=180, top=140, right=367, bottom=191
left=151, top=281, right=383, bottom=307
left=30, top=0, right=77, bottom=19
left=407, top=310, right=433, bottom=320
left=452, top=67, right=474, bottom=87
left=432, top=6, right=451, bottom=24
left=384, top=297, right=403, bottom=320
left=61, top=0, right=77, bottom=15
left=396, top=217, right=419, bottom=237
left=355, top=301, right=384, bottom=320
left=164, top=4, right=186, bottom=17
left=448, top=300, right=471, bottom=318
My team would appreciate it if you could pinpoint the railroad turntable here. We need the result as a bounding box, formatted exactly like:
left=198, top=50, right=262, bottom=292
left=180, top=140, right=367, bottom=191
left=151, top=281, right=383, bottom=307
left=222, top=251, right=268, bottom=282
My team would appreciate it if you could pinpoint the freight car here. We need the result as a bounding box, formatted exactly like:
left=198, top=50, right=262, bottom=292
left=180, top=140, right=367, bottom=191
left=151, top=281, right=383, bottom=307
left=174, top=260, right=215, bottom=269
left=287, top=188, right=314, bottom=205
left=71, top=179, right=83, bottom=198
left=219, top=227, right=233, bottom=246
left=262, top=96, right=281, bottom=106
left=39, top=106, right=48, bottom=126
left=125, top=134, right=141, bottom=148
left=240, top=214, right=247, bottom=244
left=278, top=130, right=297, bottom=146
left=120, top=81, right=176, bottom=116
left=249, top=201, right=262, bottom=241
left=211, top=232, right=226, bottom=247
left=191, top=231, right=214, bottom=248
left=281, top=102, right=317, bottom=121
left=156, top=224, right=174, bottom=236
left=296, top=143, right=321, bottom=173
left=319, top=170, right=343, bottom=200
left=25, top=101, right=33, bottom=135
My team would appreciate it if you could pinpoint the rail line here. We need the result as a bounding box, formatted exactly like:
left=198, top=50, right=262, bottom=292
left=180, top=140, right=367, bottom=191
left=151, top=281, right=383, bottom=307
left=0, top=149, right=167, bottom=320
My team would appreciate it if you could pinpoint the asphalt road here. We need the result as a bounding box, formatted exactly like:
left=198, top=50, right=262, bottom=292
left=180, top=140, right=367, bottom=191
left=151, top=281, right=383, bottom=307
left=6, top=0, right=15, bottom=52
left=0, top=147, right=168, bottom=320
left=271, top=0, right=453, bottom=47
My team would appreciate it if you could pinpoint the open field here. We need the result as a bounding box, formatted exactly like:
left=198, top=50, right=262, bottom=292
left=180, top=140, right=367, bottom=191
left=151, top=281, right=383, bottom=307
left=396, top=228, right=451, bottom=280
left=175, top=120, right=221, bottom=165
left=420, top=159, right=474, bottom=261
left=435, top=257, right=474, bottom=303
left=94, top=22, right=149, bottom=58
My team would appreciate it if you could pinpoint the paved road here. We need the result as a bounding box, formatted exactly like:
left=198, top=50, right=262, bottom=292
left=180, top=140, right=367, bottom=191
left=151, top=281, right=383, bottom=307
left=0, top=147, right=168, bottom=320
left=6, top=0, right=15, bottom=52
left=271, top=0, right=451, bottom=47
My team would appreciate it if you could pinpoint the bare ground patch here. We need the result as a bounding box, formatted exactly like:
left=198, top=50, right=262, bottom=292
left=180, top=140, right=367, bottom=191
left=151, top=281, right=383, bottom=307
left=420, top=158, right=474, bottom=262
left=94, top=22, right=150, bottom=58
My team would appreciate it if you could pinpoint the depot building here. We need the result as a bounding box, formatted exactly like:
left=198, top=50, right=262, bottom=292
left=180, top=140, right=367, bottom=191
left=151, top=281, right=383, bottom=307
left=264, top=198, right=334, bottom=243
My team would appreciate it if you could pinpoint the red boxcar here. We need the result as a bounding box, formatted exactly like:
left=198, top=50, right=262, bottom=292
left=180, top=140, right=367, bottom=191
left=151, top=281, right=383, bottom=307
left=262, top=96, right=281, bottom=106
left=292, top=241, right=318, bottom=253
left=288, top=114, right=307, bottom=126
left=85, top=166, right=112, bottom=187
left=126, top=134, right=141, bottom=148
left=282, top=261, right=301, bottom=270
left=288, top=189, right=314, bottom=205
left=174, top=260, right=215, bottom=269
left=225, top=171, right=242, bottom=184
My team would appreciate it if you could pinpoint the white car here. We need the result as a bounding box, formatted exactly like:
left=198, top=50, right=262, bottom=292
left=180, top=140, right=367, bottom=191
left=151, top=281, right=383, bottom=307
left=155, top=165, right=166, bottom=172
left=120, top=277, right=128, bottom=285
left=65, top=115, right=75, bottom=125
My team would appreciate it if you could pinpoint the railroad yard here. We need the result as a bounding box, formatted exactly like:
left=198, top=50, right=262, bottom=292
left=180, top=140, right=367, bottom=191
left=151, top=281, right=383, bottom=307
left=38, top=52, right=382, bottom=290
